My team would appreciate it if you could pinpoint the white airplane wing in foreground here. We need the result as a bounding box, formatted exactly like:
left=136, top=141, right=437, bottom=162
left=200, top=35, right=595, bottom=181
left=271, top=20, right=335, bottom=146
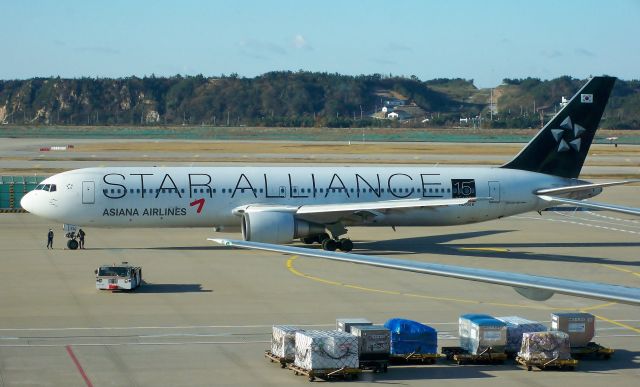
left=210, top=239, right=640, bottom=306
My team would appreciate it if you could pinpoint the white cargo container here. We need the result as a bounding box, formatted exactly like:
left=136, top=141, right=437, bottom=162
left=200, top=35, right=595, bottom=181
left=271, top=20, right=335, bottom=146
left=294, top=330, right=359, bottom=370
left=271, top=325, right=302, bottom=361
left=336, top=318, right=372, bottom=333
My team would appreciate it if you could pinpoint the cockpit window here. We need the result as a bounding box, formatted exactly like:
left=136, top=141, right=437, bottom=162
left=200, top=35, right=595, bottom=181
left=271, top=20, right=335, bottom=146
left=34, top=184, right=56, bottom=192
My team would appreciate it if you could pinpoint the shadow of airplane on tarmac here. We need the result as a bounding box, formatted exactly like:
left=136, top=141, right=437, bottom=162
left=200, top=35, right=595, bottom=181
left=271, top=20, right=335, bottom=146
left=349, top=230, right=640, bottom=268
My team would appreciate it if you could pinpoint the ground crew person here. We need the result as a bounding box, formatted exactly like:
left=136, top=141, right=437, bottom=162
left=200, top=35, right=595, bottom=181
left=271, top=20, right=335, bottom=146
left=47, top=229, right=54, bottom=249
left=78, top=228, right=86, bottom=249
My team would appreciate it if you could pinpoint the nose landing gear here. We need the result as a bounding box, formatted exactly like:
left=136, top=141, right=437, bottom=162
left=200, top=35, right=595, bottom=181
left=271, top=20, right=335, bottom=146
left=67, top=238, right=79, bottom=250
left=63, top=224, right=81, bottom=250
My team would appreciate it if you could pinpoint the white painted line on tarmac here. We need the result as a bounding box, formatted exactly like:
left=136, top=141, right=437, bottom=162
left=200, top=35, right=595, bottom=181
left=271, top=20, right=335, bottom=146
left=0, top=340, right=271, bottom=348
left=515, top=214, right=640, bottom=235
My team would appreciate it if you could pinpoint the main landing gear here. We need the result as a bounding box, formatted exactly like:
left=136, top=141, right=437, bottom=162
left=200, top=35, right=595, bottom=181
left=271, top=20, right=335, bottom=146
left=302, top=233, right=353, bottom=252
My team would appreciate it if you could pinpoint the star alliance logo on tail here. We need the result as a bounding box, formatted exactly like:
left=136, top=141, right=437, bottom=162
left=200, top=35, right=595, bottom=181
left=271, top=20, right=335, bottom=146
left=550, top=116, right=585, bottom=153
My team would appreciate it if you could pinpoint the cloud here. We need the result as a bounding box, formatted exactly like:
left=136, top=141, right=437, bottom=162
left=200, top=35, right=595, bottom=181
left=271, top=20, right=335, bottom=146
left=371, top=57, right=397, bottom=66
left=292, top=34, right=312, bottom=50
left=541, top=49, right=563, bottom=58
left=386, top=42, right=412, bottom=52
left=574, top=48, right=595, bottom=57
left=238, top=38, right=286, bottom=59
left=75, top=45, right=120, bottom=55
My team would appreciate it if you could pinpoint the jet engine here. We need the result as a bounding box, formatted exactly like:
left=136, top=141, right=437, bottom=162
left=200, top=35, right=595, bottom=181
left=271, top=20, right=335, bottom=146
left=241, top=211, right=325, bottom=244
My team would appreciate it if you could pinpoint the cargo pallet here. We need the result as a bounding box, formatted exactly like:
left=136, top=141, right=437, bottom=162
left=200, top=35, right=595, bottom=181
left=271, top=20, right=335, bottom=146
left=389, top=353, right=440, bottom=364
left=441, top=346, right=507, bottom=365
left=359, top=359, right=389, bottom=372
left=287, top=363, right=361, bottom=382
left=264, top=350, right=290, bottom=368
left=570, top=342, right=614, bottom=360
left=516, top=356, right=578, bottom=371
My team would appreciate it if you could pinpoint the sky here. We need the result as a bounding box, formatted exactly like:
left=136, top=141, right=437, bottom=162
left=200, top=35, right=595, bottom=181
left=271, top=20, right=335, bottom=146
left=1, top=0, right=639, bottom=88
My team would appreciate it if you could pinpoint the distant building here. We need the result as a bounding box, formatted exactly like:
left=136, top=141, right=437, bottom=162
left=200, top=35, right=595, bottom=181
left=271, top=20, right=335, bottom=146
left=387, top=112, right=400, bottom=119
left=385, top=98, right=407, bottom=107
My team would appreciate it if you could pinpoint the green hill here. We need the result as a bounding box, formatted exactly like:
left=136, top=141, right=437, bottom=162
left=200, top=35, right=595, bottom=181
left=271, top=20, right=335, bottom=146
left=0, top=72, right=638, bottom=129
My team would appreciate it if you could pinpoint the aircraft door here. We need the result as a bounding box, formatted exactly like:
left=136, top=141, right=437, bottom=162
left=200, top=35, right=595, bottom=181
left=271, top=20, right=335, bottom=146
left=488, top=181, right=500, bottom=203
left=82, top=181, right=95, bottom=204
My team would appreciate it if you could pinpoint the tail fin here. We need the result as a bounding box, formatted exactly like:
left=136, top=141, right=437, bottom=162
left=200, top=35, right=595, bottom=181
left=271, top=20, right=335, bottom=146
left=501, top=76, right=616, bottom=178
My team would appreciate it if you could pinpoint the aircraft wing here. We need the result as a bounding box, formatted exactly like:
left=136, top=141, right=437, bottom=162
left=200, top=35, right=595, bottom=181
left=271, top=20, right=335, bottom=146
left=538, top=195, right=640, bottom=216
left=235, top=197, right=478, bottom=224
left=209, top=239, right=640, bottom=306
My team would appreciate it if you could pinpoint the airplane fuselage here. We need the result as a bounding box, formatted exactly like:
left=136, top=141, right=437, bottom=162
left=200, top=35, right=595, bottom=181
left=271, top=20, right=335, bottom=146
left=23, top=166, right=576, bottom=228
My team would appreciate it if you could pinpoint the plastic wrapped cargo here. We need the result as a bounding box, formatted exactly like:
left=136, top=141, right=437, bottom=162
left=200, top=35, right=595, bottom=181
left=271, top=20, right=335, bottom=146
left=384, top=318, right=437, bottom=355
left=496, top=316, right=548, bottom=353
left=294, top=330, right=359, bottom=370
left=550, top=312, right=595, bottom=347
left=271, top=325, right=303, bottom=361
left=459, top=314, right=507, bottom=355
left=351, top=325, right=391, bottom=361
left=458, top=314, right=494, bottom=341
left=518, top=331, right=572, bottom=361
left=336, top=318, right=372, bottom=333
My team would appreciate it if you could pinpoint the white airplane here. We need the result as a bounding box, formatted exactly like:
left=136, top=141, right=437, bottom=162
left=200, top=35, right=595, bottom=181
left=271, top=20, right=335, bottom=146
left=21, top=76, right=639, bottom=255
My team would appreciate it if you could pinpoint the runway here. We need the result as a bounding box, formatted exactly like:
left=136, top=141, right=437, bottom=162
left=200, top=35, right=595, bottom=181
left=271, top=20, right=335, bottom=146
left=1, top=192, right=639, bottom=385
left=1, top=137, right=640, bottom=385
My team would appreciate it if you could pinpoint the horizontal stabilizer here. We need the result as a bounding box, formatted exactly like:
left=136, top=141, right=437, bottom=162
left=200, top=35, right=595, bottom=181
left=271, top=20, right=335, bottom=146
left=210, top=239, right=640, bottom=306
left=538, top=195, right=640, bottom=216
left=535, top=180, right=639, bottom=197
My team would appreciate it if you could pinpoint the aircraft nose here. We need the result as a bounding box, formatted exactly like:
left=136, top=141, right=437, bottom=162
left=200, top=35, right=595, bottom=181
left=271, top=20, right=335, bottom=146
left=20, top=191, right=35, bottom=213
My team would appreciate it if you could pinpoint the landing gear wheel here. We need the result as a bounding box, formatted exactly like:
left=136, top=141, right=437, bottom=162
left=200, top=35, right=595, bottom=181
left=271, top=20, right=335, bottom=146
left=321, top=238, right=337, bottom=251
left=337, top=238, right=353, bottom=252
left=67, top=239, right=79, bottom=250
left=317, top=233, right=330, bottom=244
left=302, top=237, right=315, bottom=245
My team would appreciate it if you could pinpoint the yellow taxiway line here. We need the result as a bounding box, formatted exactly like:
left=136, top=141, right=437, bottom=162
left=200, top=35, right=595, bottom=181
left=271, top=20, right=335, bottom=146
left=285, top=256, right=617, bottom=313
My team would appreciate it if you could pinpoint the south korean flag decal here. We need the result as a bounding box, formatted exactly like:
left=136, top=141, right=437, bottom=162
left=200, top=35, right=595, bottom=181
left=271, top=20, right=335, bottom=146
left=581, top=93, right=593, bottom=103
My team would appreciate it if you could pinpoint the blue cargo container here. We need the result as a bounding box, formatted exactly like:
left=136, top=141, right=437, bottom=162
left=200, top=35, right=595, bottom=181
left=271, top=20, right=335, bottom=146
left=384, top=318, right=437, bottom=355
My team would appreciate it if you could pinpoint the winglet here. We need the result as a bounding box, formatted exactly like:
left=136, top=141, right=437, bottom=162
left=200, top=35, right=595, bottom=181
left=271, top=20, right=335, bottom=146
left=209, top=238, right=233, bottom=246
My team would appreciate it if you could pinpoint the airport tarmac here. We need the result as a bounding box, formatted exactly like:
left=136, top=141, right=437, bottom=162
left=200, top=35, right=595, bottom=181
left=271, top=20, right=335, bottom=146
left=1, top=137, right=639, bottom=178
left=1, top=186, right=639, bottom=386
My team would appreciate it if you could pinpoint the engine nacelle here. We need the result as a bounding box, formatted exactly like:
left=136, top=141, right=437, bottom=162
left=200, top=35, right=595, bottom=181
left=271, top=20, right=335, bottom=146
left=241, top=211, right=324, bottom=244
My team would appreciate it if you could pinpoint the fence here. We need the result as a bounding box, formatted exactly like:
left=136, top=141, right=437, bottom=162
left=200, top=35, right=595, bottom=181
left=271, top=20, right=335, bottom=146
left=0, top=176, right=46, bottom=211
